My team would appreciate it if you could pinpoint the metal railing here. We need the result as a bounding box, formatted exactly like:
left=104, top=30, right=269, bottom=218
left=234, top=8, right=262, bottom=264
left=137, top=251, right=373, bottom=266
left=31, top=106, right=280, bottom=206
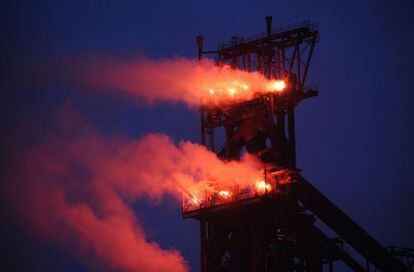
left=182, top=168, right=295, bottom=213
left=217, top=20, right=318, bottom=50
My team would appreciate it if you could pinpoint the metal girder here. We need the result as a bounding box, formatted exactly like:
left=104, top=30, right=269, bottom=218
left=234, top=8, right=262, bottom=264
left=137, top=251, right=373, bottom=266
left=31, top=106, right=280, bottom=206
left=314, top=227, right=366, bottom=272
left=294, top=175, right=410, bottom=272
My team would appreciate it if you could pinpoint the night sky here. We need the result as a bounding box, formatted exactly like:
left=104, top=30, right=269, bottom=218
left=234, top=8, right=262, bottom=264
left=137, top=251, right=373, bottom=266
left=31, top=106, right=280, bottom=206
left=1, top=0, right=414, bottom=271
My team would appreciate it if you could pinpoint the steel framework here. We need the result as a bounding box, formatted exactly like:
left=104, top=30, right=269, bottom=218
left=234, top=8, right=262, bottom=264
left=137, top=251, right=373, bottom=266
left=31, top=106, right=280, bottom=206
left=183, top=17, right=412, bottom=272
left=198, top=18, right=318, bottom=169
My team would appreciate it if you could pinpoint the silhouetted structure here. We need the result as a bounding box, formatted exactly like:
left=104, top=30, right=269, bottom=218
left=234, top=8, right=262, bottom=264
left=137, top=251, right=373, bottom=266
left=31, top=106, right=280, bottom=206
left=183, top=17, right=411, bottom=272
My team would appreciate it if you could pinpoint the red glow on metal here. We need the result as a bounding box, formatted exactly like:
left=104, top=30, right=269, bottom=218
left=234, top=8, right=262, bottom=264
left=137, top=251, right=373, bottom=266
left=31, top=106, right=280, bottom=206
left=182, top=168, right=294, bottom=214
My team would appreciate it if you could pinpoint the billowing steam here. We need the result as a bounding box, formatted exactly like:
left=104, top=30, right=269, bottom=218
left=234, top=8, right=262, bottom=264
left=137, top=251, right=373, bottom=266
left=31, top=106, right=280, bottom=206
left=3, top=108, right=263, bottom=272
left=3, top=54, right=275, bottom=271
left=74, top=56, right=284, bottom=107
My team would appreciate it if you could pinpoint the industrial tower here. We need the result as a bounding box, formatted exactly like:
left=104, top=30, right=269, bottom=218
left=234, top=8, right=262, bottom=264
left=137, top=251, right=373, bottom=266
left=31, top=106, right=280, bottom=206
left=182, top=17, right=412, bottom=272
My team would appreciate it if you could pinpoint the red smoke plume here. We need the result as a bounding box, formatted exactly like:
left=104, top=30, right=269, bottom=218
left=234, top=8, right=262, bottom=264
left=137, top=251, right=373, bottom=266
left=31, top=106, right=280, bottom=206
left=4, top=108, right=263, bottom=271
left=76, top=56, right=283, bottom=107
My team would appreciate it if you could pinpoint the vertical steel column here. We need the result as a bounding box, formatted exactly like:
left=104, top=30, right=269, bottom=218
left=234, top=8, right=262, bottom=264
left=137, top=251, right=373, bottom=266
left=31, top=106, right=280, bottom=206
left=266, top=16, right=273, bottom=80
left=200, top=109, right=206, bottom=146
left=276, top=47, right=281, bottom=79
left=286, top=39, right=298, bottom=168
left=261, top=43, right=266, bottom=75
left=197, top=35, right=203, bottom=61
left=248, top=53, right=251, bottom=71
left=277, top=113, right=286, bottom=136
left=258, top=53, right=262, bottom=72
left=209, top=128, right=215, bottom=152
left=282, top=48, right=286, bottom=77
left=288, top=109, right=296, bottom=168
left=232, top=50, right=237, bottom=69
left=197, top=35, right=207, bottom=272
left=200, top=221, right=207, bottom=272
left=197, top=36, right=206, bottom=146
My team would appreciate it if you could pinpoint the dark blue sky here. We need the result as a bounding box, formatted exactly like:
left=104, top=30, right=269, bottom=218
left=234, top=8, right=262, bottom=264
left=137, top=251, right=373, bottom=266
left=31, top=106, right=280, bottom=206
left=1, top=0, right=413, bottom=271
